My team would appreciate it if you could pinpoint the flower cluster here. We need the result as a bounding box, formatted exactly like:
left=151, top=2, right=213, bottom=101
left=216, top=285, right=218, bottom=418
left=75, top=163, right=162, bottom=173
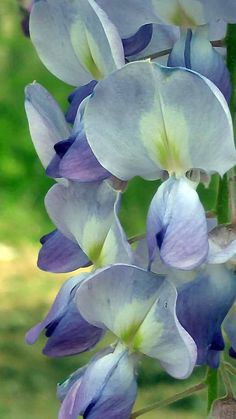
left=24, top=1, right=236, bottom=417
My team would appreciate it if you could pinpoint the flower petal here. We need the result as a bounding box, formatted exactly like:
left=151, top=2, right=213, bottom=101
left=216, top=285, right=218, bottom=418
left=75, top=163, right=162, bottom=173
left=147, top=177, right=208, bottom=270
left=223, top=302, right=236, bottom=357
left=25, top=83, right=70, bottom=168
left=25, top=274, right=103, bottom=356
left=45, top=180, right=117, bottom=263
left=30, top=0, right=124, bottom=86
left=133, top=279, right=197, bottom=379
left=168, top=26, right=231, bottom=101
left=122, top=24, right=153, bottom=57
left=96, top=0, right=156, bottom=37
left=76, top=264, right=164, bottom=340
left=66, top=80, right=97, bottom=124
left=59, top=346, right=137, bottom=419
left=176, top=265, right=236, bottom=366
left=38, top=230, right=91, bottom=273
left=57, top=130, right=111, bottom=182
left=85, top=61, right=235, bottom=180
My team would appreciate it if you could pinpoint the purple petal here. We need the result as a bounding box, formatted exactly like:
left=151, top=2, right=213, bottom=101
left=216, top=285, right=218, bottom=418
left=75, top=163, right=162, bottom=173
left=38, top=230, right=91, bottom=273
left=147, top=177, right=209, bottom=270
left=122, top=24, right=153, bottom=57
left=58, top=130, right=111, bottom=182
left=176, top=265, right=236, bottom=366
left=25, top=275, right=103, bottom=356
left=66, top=80, right=97, bottom=124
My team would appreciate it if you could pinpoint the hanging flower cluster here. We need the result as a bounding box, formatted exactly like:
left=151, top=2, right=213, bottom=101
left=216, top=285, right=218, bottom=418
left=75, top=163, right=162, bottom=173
left=24, top=0, right=236, bottom=417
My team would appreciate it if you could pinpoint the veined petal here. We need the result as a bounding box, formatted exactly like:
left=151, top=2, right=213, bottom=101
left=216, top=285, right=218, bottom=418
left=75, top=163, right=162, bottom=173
left=147, top=177, right=208, bottom=270
left=76, top=264, right=164, bottom=341
left=38, top=230, right=91, bottom=273
left=45, top=181, right=117, bottom=263
left=133, top=280, right=197, bottom=379
left=85, top=61, right=235, bottom=180
left=168, top=26, right=231, bottom=101
left=30, top=0, right=124, bottom=86
left=25, top=83, right=70, bottom=168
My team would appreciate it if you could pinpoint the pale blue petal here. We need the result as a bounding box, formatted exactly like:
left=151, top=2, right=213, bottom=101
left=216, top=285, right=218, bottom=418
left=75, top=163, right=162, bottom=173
left=203, top=0, right=236, bottom=24
left=129, top=23, right=179, bottom=61
left=147, top=177, right=208, bottom=270
left=30, top=0, right=124, bottom=86
left=76, top=264, right=164, bottom=340
left=59, top=346, right=137, bottom=419
left=97, top=195, right=133, bottom=265
left=168, top=27, right=231, bottom=101
left=30, top=0, right=91, bottom=86
left=134, top=239, right=168, bottom=274
left=85, top=61, right=235, bottom=180
left=134, top=279, right=197, bottom=379
left=96, top=0, right=156, bottom=37
left=45, top=181, right=117, bottom=263
left=25, top=83, right=70, bottom=168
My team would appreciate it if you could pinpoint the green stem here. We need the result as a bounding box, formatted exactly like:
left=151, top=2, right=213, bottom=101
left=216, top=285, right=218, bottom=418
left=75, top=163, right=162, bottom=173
left=225, top=25, right=236, bottom=225
left=206, top=368, right=219, bottom=413
left=216, top=174, right=229, bottom=224
left=131, top=382, right=206, bottom=418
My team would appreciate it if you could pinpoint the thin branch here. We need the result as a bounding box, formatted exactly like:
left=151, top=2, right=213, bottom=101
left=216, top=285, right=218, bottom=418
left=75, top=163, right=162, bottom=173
left=140, top=39, right=225, bottom=61
left=131, top=382, right=206, bottom=418
left=128, top=234, right=146, bottom=244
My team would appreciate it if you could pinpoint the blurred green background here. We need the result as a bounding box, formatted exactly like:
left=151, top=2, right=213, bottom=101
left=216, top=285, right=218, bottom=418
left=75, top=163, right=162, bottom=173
left=0, top=1, right=233, bottom=418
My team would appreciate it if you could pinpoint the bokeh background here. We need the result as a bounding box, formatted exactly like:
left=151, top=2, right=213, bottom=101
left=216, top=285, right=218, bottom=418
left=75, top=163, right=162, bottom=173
left=1, top=1, right=234, bottom=418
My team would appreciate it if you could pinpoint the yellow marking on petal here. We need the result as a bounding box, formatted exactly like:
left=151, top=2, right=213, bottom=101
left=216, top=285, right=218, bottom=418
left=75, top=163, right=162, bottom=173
left=132, top=332, right=143, bottom=352
left=120, top=322, right=141, bottom=345
left=82, top=217, right=108, bottom=264
left=140, top=100, right=191, bottom=176
left=171, top=4, right=197, bottom=27
left=71, top=21, right=104, bottom=79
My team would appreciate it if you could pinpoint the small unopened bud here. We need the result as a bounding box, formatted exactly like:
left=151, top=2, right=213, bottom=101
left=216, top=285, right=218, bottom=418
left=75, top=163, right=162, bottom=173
left=211, top=397, right=236, bottom=418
